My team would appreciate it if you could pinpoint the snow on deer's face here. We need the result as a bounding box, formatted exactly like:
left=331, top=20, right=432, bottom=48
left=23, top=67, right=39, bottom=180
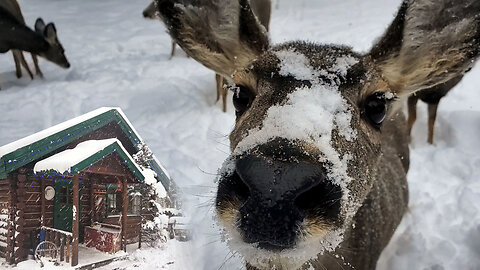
left=216, top=42, right=393, bottom=268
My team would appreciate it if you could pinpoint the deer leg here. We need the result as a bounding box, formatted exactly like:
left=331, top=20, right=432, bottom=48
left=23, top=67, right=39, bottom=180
left=169, top=40, right=176, bottom=59
left=215, top=73, right=222, bottom=102
left=427, top=102, right=439, bottom=144
left=221, top=77, right=228, bottom=112
left=18, top=52, right=34, bottom=80
left=12, top=50, right=22, bottom=78
left=32, top=54, right=43, bottom=78
left=407, top=95, right=418, bottom=143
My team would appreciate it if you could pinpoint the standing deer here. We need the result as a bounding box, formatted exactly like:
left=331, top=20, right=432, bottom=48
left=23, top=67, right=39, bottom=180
left=143, top=1, right=179, bottom=59
left=407, top=75, right=464, bottom=144
left=156, top=0, right=480, bottom=269
left=0, top=7, right=70, bottom=89
left=146, top=0, right=271, bottom=112
left=0, top=0, right=43, bottom=80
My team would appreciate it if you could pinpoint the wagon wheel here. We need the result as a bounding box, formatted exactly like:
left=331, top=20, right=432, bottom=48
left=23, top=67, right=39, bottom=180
left=34, top=241, right=58, bottom=267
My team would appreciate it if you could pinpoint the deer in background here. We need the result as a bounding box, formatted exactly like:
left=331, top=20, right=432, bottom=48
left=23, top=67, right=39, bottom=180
left=156, top=0, right=480, bottom=269
left=0, top=7, right=70, bottom=90
left=143, top=1, right=179, bottom=59
left=145, top=0, right=271, bottom=112
left=0, top=0, right=43, bottom=80
left=407, top=75, right=464, bottom=144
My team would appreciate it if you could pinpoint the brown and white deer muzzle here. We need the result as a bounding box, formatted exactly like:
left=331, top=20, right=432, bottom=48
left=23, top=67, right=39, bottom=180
left=217, top=139, right=344, bottom=251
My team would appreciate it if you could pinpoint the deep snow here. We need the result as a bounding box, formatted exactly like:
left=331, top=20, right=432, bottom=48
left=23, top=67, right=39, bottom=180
left=0, top=0, right=479, bottom=269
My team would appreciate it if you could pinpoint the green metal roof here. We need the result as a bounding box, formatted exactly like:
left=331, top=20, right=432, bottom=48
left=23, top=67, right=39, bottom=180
left=0, top=108, right=171, bottom=190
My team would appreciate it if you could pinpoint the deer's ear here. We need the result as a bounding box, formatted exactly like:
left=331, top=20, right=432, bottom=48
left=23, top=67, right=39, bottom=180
left=44, top=23, right=57, bottom=41
left=155, top=0, right=269, bottom=78
left=370, top=0, right=480, bottom=96
left=35, top=18, right=46, bottom=34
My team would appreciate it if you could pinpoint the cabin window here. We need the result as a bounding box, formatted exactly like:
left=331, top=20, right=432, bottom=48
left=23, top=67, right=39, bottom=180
left=105, top=184, right=141, bottom=216
left=59, top=186, right=73, bottom=205
left=128, top=185, right=141, bottom=216
left=106, top=185, right=123, bottom=216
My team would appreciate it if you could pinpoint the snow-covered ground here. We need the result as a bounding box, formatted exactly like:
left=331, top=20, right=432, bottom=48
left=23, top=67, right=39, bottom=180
left=1, top=0, right=479, bottom=269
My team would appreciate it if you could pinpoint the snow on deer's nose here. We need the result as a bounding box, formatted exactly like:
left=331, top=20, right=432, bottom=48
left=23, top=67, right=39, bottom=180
left=233, top=49, right=358, bottom=196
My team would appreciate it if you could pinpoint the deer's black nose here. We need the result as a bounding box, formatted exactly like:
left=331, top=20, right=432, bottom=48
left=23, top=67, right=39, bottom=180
left=233, top=154, right=342, bottom=250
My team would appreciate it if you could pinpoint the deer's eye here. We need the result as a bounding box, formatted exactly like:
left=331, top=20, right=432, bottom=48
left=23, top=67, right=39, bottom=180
left=364, top=92, right=388, bottom=128
left=232, top=85, right=254, bottom=118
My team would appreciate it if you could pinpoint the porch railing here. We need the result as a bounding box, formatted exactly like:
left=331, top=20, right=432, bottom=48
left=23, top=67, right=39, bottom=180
left=40, top=226, right=74, bottom=265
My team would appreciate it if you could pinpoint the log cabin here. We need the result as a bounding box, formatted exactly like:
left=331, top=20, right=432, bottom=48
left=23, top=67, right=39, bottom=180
left=0, top=107, right=175, bottom=266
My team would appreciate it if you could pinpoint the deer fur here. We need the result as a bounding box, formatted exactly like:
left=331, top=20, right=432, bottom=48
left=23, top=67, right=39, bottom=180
left=147, top=0, right=271, bottom=112
left=156, top=0, right=480, bottom=269
left=0, top=7, right=70, bottom=90
left=0, top=0, right=43, bottom=80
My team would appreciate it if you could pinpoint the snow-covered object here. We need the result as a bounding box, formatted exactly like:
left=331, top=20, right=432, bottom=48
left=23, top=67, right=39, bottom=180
left=0, top=107, right=171, bottom=185
left=33, top=139, right=158, bottom=186
left=227, top=48, right=358, bottom=259
left=0, top=107, right=112, bottom=158
left=143, top=167, right=167, bottom=198
left=1, top=0, right=479, bottom=269
left=34, top=139, right=118, bottom=174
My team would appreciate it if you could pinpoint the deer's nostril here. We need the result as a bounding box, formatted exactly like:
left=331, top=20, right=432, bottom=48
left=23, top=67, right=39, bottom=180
left=216, top=170, right=251, bottom=210
left=295, top=179, right=342, bottom=222
left=231, top=170, right=251, bottom=202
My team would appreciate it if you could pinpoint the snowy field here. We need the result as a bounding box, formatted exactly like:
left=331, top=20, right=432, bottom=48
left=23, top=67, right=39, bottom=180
left=1, top=0, right=480, bottom=269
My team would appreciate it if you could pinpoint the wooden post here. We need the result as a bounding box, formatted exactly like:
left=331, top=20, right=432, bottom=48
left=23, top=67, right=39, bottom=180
left=71, top=174, right=79, bottom=267
left=6, top=174, right=16, bottom=264
left=60, top=235, right=65, bottom=262
left=90, top=179, right=94, bottom=225
left=41, top=178, right=46, bottom=226
left=14, top=169, right=27, bottom=264
left=66, top=236, right=70, bottom=263
left=121, top=177, right=129, bottom=252
left=138, top=193, right=142, bottom=249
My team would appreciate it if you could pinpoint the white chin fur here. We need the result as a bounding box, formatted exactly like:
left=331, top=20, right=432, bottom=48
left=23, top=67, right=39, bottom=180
left=219, top=220, right=344, bottom=270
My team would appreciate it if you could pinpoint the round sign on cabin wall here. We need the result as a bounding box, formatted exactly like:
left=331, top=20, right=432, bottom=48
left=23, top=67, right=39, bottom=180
left=45, top=186, right=55, bottom=200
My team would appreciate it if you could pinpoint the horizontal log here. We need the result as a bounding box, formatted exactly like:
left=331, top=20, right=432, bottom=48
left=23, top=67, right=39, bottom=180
left=0, top=194, right=11, bottom=200
left=23, top=212, right=41, bottom=219
left=0, top=180, right=12, bottom=186
left=17, top=226, right=38, bottom=234
left=25, top=199, right=42, bottom=206
left=0, top=185, right=11, bottom=191
left=23, top=205, right=40, bottom=213
left=0, top=198, right=12, bottom=204
left=24, top=186, right=40, bottom=192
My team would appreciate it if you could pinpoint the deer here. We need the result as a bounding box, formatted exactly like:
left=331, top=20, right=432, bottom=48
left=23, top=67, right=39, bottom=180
left=0, top=0, right=42, bottom=81
left=156, top=0, right=480, bottom=269
left=0, top=6, right=70, bottom=90
left=143, top=1, right=179, bottom=59
left=147, top=0, right=271, bottom=112
left=407, top=75, right=464, bottom=144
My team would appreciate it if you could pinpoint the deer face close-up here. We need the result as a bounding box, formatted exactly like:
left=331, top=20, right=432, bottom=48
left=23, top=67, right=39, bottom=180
left=215, top=43, right=403, bottom=268
left=156, top=0, right=480, bottom=269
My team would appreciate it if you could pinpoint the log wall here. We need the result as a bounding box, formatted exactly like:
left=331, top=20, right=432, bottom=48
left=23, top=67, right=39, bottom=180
left=0, top=174, right=15, bottom=263
left=5, top=171, right=141, bottom=265
left=13, top=174, right=93, bottom=264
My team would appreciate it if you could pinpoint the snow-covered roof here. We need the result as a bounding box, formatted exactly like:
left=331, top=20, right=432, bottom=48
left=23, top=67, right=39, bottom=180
left=0, top=108, right=113, bottom=158
left=33, top=138, right=154, bottom=182
left=0, top=107, right=171, bottom=193
left=34, top=139, right=121, bottom=174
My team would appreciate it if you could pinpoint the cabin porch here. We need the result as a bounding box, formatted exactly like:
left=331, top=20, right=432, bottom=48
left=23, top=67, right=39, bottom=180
left=31, top=167, right=143, bottom=267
